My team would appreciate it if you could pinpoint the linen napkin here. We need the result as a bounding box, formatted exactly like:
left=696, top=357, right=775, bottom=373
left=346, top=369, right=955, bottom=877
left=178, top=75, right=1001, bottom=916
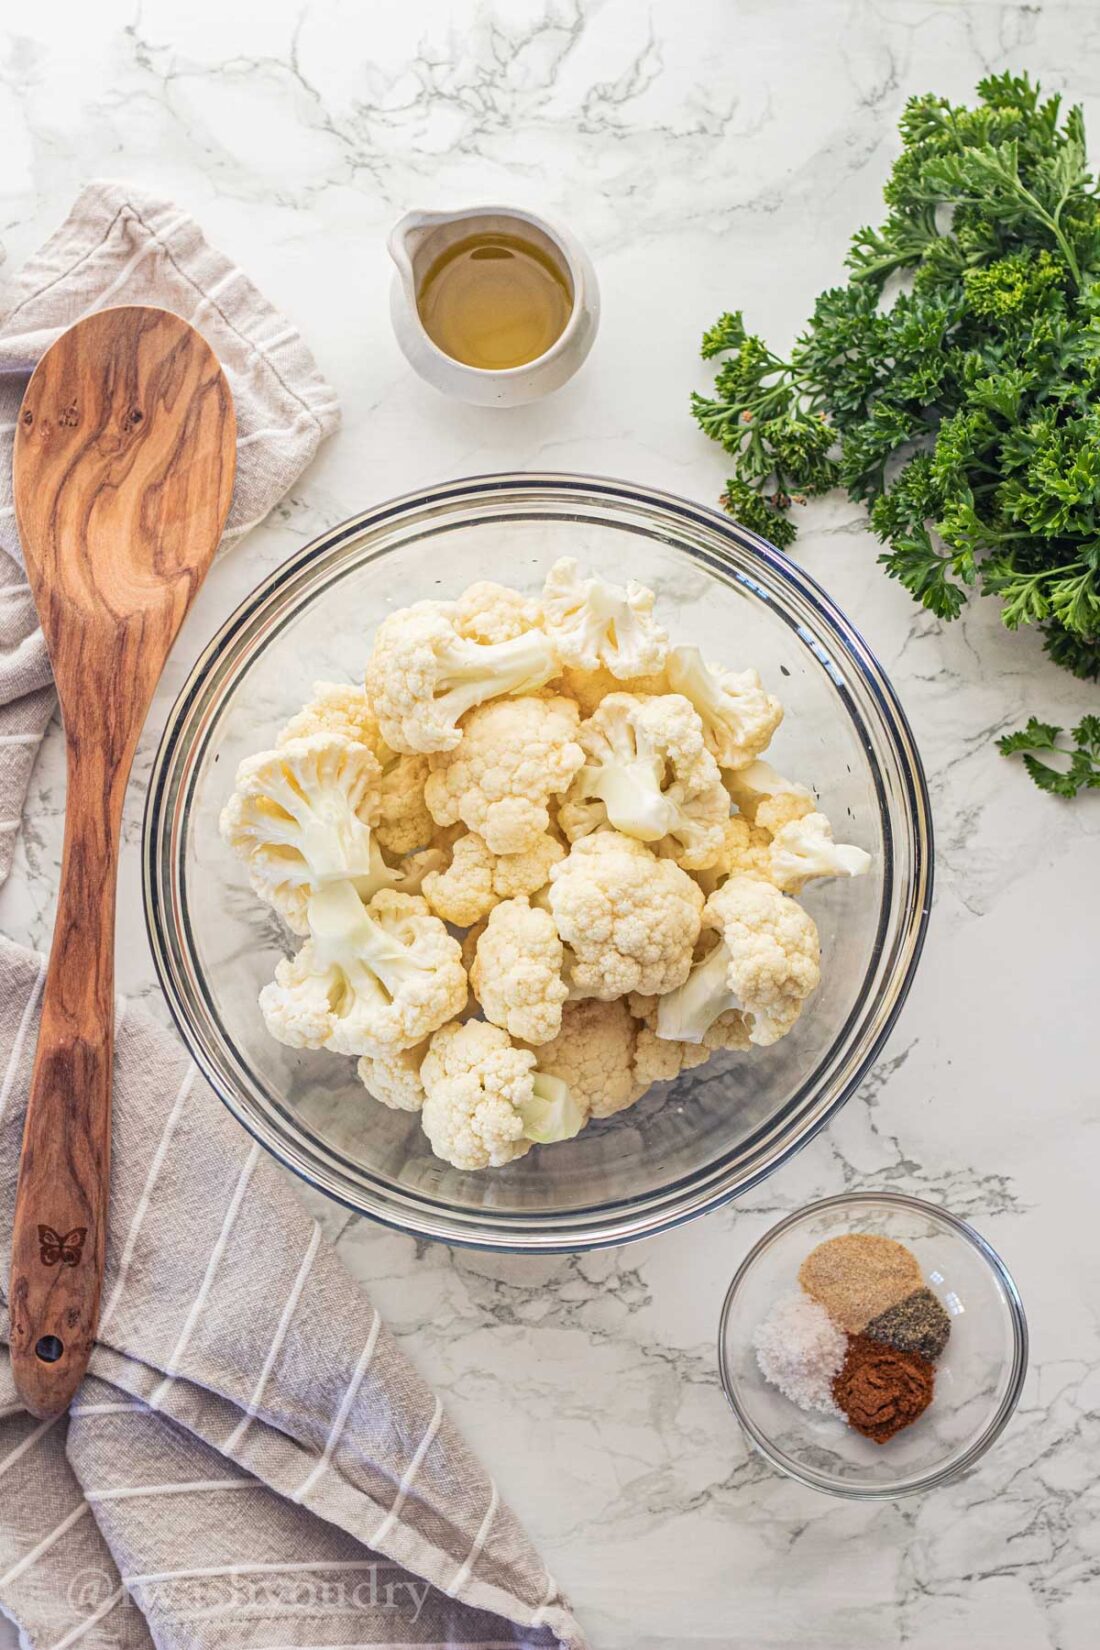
left=0, top=179, right=341, bottom=885
left=0, top=939, right=584, bottom=1649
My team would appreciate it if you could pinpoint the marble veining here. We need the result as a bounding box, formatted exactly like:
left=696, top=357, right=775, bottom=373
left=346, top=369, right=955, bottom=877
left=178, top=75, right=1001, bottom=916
left=1, top=3, right=1097, bottom=1646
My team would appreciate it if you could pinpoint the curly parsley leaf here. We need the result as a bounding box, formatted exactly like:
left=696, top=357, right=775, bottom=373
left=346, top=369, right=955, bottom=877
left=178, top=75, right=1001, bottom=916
left=997, top=715, right=1100, bottom=797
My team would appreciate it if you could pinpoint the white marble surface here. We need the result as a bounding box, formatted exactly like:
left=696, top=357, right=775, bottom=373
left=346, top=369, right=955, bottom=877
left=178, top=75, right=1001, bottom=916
left=1, top=2, right=1098, bottom=1645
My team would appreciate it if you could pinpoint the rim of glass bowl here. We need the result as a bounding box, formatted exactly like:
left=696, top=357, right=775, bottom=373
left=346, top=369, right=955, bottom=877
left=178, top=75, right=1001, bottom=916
left=717, top=1192, right=1029, bottom=1498
left=143, top=472, right=934, bottom=1252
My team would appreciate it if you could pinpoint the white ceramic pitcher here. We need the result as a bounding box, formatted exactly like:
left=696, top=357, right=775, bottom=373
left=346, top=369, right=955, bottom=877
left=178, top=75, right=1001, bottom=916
left=388, top=206, right=600, bottom=407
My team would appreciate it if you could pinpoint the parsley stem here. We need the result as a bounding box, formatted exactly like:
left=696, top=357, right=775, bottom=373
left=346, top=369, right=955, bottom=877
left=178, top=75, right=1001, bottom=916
left=1022, top=193, right=1082, bottom=287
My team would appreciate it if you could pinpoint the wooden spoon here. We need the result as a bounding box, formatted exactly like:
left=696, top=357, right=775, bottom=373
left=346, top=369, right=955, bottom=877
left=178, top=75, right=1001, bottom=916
left=8, top=306, right=235, bottom=1419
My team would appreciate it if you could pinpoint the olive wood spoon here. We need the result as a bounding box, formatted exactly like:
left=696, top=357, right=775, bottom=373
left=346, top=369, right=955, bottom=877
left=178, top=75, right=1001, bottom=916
left=8, top=306, right=235, bottom=1419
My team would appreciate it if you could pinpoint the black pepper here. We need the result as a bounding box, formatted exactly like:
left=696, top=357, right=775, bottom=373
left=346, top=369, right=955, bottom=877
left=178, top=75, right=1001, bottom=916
left=863, top=1286, right=951, bottom=1362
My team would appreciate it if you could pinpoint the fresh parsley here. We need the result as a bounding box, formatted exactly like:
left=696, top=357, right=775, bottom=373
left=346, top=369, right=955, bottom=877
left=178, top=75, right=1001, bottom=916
left=693, top=74, right=1100, bottom=794
left=997, top=715, right=1100, bottom=797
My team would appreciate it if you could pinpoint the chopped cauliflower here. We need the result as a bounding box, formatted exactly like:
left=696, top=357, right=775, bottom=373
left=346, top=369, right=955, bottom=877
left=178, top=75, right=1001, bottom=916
left=656, top=876, right=820, bottom=1049
left=259, top=882, right=466, bottom=1056
left=519, top=1074, right=587, bottom=1145
left=631, top=1019, right=690, bottom=1086
left=453, top=580, right=542, bottom=643
left=767, top=812, right=872, bottom=894
left=421, top=830, right=564, bottom=926
left=220, top=734, right=383, bottom=934
left=725, top=760, right=815, bottom=833
left=376, top=752, right=435, bottom=854
left=542, top=558, right=668, bottom=679
left=666, top=646, right=783, bottom=770
left=357, top=1041, right=429, bottom=1111
left=629, top=994, right=713, bottom=1083
left=560, top=693, right=728, bottom=868
left=420, top=1020, right=586, bottom=1170
left=424, top=695, right=583, bottom=854
left=470, top=897, right=568, bottom=1045
left=365, top=600, right=559, bottom=754
left=548, top=832, right=703, bottom=1000
left=278, top=682, right=391, bottom=765
left=559, top=663, right=668, bottom=718
left=421, top=833, right=503, bottom=926
left=693, top=815, right=774, bottom=896
left=635, top=984, right=750, bottom=1068
left=532, top=998, right=646, bottom=1119
left=228, top=564, right=874, bottom=1171
left=491, top=831, right=565, bottom=898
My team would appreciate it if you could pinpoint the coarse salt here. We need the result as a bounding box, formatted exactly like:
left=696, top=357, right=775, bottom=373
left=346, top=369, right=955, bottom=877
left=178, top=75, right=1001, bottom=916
left=753, top=1292, right=847, bottom=1414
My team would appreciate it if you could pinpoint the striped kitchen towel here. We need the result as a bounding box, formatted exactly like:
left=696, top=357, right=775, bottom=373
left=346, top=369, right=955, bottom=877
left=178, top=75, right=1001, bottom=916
left=0, top=938, right=586, bottom=1650
left=0, top=179, right=341, bottom=885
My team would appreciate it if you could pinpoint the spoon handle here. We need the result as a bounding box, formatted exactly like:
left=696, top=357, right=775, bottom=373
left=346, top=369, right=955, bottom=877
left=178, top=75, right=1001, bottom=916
left=8, top=736, right=122, bottom=1419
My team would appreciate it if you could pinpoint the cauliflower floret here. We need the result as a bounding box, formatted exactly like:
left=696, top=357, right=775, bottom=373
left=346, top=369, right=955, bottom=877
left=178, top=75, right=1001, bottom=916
left=420, top=1020, right=586, bottom=1169
left=559, top=694, right=728, bottom=869
left=424, top=695, right=584, bottom=854
left=259, top=882, right=466, bottom=1056
left=725, top=759, right=815, bottom=833
left=541, top=558, right=668, bottom=680
left=278, top=682, right=390, bottom=765
left=273, top=696, right=435, bottom=871
left=693, top=815, right=774, bottom=896
left=220, top=734, right=383, bottom=934
left=421, top=832, right=497, bottom=926
left=627, top=993, right=688, bottom=1084
left=490, top=831, right=565, bottom=898
left=548, top=832, right=703, bottom=1000
left=470, top=897, right=568, bottom=1045
left=357, top=1041, right=429, bottom=1111
left=656, top=876, right=820, bottom=1049
left=767, top=812, right=872, bottom=894
left=634, top=983, right=749, bottom=1071
left=631, top=1019, right=691, bottom=1086
left=364, top=600, right=560, bottom=754
left=453, top=581, right=542, bottom=643
left=377, top=752, right=435, bottom=854
left=666, top=646, right=783, bottom=770
left=421, top=830, right=564, bottom=926
left=532, top=998, right=646, bottom=1119
left=558, top=663, right=668, bottom=718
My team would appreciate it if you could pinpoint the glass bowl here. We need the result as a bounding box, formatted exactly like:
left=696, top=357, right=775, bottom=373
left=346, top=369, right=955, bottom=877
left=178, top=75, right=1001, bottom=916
left=718, top=1193, right=1028, bottom=1497
left=143, top=473, right=932, bottom=1251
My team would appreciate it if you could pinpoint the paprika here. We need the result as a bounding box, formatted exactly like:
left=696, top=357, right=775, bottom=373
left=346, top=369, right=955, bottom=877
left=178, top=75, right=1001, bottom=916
left=832, top=1333, right=934, bottom=1443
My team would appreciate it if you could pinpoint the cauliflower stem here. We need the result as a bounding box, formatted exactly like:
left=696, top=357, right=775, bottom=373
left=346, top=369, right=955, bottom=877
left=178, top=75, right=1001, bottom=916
left=431, top=629, right=558, bottom=722
left=310, top=881, right=437, bottom=1005
left=518, top=1072, right=587, bottom=1144
left=577, top=741, right=673, bottom=841
left=655, top=942, right=740, bottom=1045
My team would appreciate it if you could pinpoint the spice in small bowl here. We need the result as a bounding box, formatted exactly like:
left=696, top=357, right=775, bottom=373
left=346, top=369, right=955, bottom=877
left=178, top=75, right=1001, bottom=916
left=798, top=1232, right=923, bottom=1332
left=831, top=1335, right=934, bottom=1443
left=752, top=1230, right=951, bottom=1445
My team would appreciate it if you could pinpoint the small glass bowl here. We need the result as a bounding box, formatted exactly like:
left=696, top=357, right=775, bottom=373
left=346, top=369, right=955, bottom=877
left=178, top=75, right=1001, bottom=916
left=718, top=1193, right=1028, bottom=1497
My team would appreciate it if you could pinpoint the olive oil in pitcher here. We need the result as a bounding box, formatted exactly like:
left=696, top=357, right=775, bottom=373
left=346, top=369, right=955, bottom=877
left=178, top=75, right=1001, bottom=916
left=416, top=231, right=574, bottom=371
